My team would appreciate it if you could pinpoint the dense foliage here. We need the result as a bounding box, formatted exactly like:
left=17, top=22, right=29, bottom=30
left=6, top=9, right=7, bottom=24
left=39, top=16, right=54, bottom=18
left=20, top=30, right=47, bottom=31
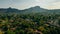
left=0, top=13, right=60, bottom=34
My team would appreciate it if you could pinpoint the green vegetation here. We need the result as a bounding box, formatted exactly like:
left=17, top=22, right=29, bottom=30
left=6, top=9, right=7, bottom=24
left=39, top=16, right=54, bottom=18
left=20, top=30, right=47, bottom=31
left=0, top=13, right=60, bottom=34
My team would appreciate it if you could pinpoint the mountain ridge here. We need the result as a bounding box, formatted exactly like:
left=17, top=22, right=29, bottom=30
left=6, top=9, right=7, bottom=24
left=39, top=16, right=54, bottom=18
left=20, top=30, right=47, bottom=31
left=0, top=6, right=60, bottom=13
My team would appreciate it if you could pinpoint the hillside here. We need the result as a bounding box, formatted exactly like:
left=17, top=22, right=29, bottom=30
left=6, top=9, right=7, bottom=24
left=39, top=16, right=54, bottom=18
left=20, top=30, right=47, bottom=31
left=0, top=6, right=60, bottom=34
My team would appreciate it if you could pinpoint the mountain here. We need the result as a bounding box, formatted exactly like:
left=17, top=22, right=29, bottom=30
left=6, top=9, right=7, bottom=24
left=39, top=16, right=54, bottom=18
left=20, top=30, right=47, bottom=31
left=0, top=7, right=22, bottom=13
left=0, top=6, right=60, bottom=14
left=22, top=6, right=47, bottom=13
left=0, top=6, right=47, bottom=13
left=48, top=9, right=60, bottom=12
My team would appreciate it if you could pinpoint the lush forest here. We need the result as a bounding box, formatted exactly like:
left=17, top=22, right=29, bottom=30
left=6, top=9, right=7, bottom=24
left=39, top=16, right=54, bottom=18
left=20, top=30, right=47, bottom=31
left=0, top=13, right=60, bottom=34
left=0, top=6, right=60, bottom=34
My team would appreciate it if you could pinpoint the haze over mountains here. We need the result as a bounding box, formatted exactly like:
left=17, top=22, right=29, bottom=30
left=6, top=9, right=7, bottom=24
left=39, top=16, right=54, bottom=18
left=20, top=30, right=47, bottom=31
left=0, top=6, right=60, bottom=14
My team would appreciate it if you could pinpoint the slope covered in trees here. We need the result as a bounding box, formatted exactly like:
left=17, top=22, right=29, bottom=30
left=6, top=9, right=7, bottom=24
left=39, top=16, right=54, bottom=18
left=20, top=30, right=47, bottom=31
left=0, top=13, right=60, bottom=34
left=0, top=6, right=60, bottom=34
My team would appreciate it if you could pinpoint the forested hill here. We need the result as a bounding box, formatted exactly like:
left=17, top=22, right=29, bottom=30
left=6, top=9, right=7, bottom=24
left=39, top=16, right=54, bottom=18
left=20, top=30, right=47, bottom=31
left=0, top=6, right=60, bottom=34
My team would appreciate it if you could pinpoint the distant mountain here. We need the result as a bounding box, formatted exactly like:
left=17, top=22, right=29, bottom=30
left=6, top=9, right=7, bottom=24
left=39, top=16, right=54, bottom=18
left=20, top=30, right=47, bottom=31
left=0, top=6, right=47, bottom=13
left=0, top=7, right=22, bottom=13
left=0, top=6, right=60, bottom=14
left=48, top=9, right=60, bottom=12
left=22, top=6, right=47, bottom=13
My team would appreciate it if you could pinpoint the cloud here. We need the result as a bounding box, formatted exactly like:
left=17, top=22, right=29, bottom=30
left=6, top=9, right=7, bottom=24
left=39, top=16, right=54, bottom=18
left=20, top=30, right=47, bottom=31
left=0, top=0, right=60, bottom=9
left=44, top=2, right=60, bottom=9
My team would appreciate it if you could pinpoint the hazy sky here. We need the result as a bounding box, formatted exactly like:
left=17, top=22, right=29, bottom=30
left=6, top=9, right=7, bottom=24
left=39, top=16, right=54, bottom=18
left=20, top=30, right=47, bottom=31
left=0, top=0, right=60, bottom=10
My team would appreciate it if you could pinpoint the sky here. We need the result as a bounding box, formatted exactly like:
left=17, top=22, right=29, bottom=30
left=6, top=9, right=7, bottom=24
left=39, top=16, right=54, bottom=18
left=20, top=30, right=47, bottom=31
left=0, top=0, right=60, bottom=10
